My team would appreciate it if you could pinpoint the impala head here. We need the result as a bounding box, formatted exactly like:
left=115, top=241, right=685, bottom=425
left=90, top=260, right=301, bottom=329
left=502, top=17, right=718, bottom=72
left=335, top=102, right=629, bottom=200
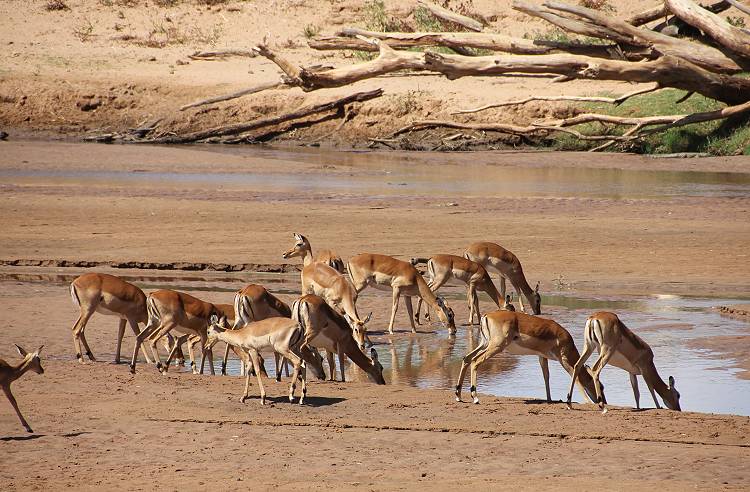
left=206, top=314, right=228, bottom=344
left=503, top=294, right=516, bottom=312
left=666, top=375, right=681, bottom=411
left=282, top=232, right=310, bottom=260
left=435, top=296, right=456, bottom=335
left=368, top=348, right=386, bottom=385
left=526, top=282, right=542, bottom=315
left=15, top=344, right=44, bottom=375
left=344, top=312, right=372, bottom=349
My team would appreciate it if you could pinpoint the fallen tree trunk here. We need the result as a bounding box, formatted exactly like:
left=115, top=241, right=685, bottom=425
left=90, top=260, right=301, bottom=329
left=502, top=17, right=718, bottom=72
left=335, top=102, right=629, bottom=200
left=314, top=27, right=653, bottom=59
left=665, top=0, right=750, bottom=58
left=625, top=1, right=731, bottom=26
left=513, top=0, right=746, bottom=73
left=146, top=89, right=383, bottom=144
left=416, top=0, right=484, bottom=31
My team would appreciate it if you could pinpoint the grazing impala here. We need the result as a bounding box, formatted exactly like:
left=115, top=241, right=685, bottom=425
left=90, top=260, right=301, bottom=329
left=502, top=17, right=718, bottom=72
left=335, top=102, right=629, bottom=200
left=283, top=233, right=372, bottom=347
left=347, top=253, right=456, bottom=335
left=567, top=311, right=681, bottom=413
left=1, top=345, right=44, bottom=433
left=69, top=273, right=152, bottom=364
left=411, top=255, right=503, bottom=325
left=207, top=316, right=323, bottom=405
left=129, top=290, right=222, bottom=375
left=455, top=311, right=602, bottom=404
left=464, top=242, right=541, bottom=315
left=292, top=294, right=386, bottom=384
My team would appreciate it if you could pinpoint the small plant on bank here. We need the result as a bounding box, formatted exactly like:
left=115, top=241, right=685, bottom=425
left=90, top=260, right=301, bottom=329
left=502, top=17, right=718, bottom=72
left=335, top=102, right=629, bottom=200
left=73, top=17, right=96, bottom=42
left=726, top=16, right=746, bottom=29
left=45, top=0, right=70, bottom=11
left=303, top=23, right=321, bottom=39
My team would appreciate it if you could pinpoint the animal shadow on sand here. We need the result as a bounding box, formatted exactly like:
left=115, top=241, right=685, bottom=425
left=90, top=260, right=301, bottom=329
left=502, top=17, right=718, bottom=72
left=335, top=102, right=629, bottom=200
left=247, top=395, right=346, bottom=407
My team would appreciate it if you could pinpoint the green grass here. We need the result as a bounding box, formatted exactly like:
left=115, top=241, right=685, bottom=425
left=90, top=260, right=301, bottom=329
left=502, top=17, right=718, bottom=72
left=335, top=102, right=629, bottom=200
left=551, top=89, right=750, bottom=156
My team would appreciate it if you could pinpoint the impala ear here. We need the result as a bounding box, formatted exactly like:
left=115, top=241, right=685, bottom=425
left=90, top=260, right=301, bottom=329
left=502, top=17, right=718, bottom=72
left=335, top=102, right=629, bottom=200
left=36, top=345, right=44, bottom=355
left=15, top=344, right=28, bottom=357
left=669, top=376, right=675, bottom=388
left=209, top=314, right=219, bottom=325
left=370, top=348, right=379, bottom=361
left=364, top=312, right=373, bottom=324
left=534, top=282, right=540, bottom=293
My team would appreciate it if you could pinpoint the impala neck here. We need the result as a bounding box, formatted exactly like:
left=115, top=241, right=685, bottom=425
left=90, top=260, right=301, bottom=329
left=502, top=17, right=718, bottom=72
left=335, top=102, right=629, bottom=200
left=301, top=247, right=314, bottom=267
left=513, top=270, right=535, bottom=298
left=480, top=274, right=504, bottom=308
left=7, top=358, right=34, bottom=383
left=214, top=327, right=244, bottom=346
left=643, top=363, right=672, bottom=404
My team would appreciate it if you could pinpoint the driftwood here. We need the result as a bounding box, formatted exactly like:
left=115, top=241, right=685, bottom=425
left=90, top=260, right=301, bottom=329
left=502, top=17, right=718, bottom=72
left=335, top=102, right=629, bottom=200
left=416, top=0, right=484, bottom=32
left=665, top=0, right=750, bottom=58
left=147, top=89, right=383, bottom=144
left=452, top=84, right=661, bottom=114
left=513, top=0, right=745, bottom=73
left=726, top=0, right=750, bottom=14
left=180, top=81, right=286, bottom=111
left=624, top=1, right=731, bottom=26
left=188, top=49, right=257, bottom=60
left=315, top=27, right=653, bottom=59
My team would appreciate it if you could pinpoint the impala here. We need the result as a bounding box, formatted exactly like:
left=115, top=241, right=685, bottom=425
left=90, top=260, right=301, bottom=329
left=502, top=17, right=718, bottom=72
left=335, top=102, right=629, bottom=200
left=283, top=233, right=372, bottom=347
left=281, top=232, right=344, bottom=273
left=464, top=241, right=542, bottom=315
left=292, top=294, right=386, bottom=384
left=1, top=345, right=44, bottom=433
left=411, top=254, right=503, bottom=325
left=455, top=311, right=602, bottom=404
left=207, top=316, right=323, bottom=405
left=129, top=290, right=222, bottom=375
left=347, top=253, right=456, bottom=335
left=567, top=311, right=681, bottom=413
left=69, top=272, right=152, bottom=364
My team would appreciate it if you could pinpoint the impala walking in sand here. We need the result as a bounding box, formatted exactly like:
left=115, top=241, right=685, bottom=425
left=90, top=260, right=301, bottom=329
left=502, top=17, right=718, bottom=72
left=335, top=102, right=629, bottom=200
left=1, top=345, right=44, bottom=433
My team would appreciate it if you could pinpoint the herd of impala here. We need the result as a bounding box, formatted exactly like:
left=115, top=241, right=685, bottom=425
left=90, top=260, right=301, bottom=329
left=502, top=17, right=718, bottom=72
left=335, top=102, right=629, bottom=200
left=1, top=234, right=681, bottom=433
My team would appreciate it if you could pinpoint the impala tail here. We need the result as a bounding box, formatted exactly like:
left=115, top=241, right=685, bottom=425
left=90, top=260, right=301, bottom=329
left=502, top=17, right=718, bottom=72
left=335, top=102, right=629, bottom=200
left=69, top=283, right=81, bottom=308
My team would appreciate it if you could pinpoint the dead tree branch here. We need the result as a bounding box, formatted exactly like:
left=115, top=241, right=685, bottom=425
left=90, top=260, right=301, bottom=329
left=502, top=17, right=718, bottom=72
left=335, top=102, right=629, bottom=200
left=188, top=49, right=257, bottom=60
left=147, top=89, right=383, bottom=144
left=625, top=1, right=731, bottom=26
left=665, top=0, right=750, bottom=57
left=452, top=84, right=661, bottom=114
left=179, top=81, right=287, bottom=111
left=417, top=0, right=484, bottom=31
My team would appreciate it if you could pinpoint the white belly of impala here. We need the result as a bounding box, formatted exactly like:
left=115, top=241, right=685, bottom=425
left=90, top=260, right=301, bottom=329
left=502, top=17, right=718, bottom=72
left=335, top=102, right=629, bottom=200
left=95, top=305, right=125, bottom=318
left=309, top=332, right=337, bottom=352
left=506, top=341, right=558, bottom=361
left=608, top=351, right=640, bottom=374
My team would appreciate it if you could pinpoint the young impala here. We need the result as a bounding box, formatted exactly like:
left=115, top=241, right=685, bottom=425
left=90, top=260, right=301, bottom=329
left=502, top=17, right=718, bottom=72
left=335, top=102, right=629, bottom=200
left=1, top=345, right=44, bottom=433
left=283, top=233, right=372, bottom=347
left=69, top=273, right=152, bottom=364
left=411, top=254, right=503, bottom=325
left=207, top=316, right=323, bottom=405
left=567, top=311, right=681, bottom=413
left=464, top=241, right=542, bottom=315
left=455, top=310, right=602, bottom=405
left=292, top=294, right=385, bottom=384
left=347, top=253, right=456, bottom=335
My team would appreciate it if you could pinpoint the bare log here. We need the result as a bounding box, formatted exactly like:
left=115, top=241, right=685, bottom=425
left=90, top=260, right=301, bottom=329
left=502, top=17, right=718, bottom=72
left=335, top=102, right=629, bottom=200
left=452, top=84, right=661, bottom=114
left=416, top=0, right=484, bottom=31
left=188, top=49, right=257, bottom=60
left=640, top=99, right=750, bottom=135
left=665, top=0, right=750, bottom=57
left=147, top=89, right=383, bottom=144
left=513, top=0, right=745, bottom=73
left=625, top=1, right=731, bottom=26
left=726, top=0, right=750, bottom=15
left=317, top=28, right=653, bottom=59
left=180, top=81, right=287, bottom=111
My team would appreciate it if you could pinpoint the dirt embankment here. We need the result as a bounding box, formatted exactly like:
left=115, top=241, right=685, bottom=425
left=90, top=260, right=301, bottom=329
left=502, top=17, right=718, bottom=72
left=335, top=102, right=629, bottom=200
left=0, top=0, right=691, bottom=147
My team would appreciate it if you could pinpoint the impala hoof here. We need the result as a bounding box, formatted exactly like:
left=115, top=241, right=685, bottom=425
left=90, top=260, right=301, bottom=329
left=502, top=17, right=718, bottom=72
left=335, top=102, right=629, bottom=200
left=473, top=398, right=480, bottom=404
left=129, top=365, right=136, bottom=374
left=455, top=396, right=462, bottom=402
left=601, top=407, right=608, bottom=415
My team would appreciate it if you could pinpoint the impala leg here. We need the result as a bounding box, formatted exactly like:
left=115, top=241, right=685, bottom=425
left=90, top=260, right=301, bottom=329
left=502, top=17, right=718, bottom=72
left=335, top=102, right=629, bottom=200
left=455, top=341, right=487, bottom=402
left=162, top=335, right=187, bottom=374
left=499, top=275, right=507, bottom=299
left=247, top=350, right=266, bottom=405
left=128, top=318, right=152, bottom=364
left=405, top=296, right=416, bottom=333
left=299, top=363, right=307, bottom=405
left=130, top=319, right=159, bottom=374
left=274, top=353, right=283, bottom=382
left=113, top=318, right=126, bottom=364
left=539, top=356, right=551, bottom=402
left=387, top=287, right=402, bottom=334
left=469, top=346, right=502, bottom=405
left=241, top=360, right=252, bottom=404
left=589, top=347, right=614, bottom=413
left=566, top=339, right=595, bottom=409
left=326, top=351, right=336, bottom=381
left=147, top=323, right=175, bottom=373
left=629, top=373, right=641, bottom=409
left=280, top=350, right=304, bottom=403
left=71, top=307, right=95, bottom=363
left=338, top=347, right=346, bottom=383
left=3, top=386, right=33, bottom=433
left=198, top=334, right=214, bottom=375
left=221, top=343, right=231, bottom=376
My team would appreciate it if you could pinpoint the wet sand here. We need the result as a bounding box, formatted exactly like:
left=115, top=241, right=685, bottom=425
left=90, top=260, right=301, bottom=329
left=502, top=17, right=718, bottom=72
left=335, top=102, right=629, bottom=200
left=1, top=142, right=750, bottom=489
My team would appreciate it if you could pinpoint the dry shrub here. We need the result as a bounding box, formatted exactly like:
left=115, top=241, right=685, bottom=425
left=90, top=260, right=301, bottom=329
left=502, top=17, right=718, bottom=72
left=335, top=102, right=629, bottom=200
left=45, top=0, right=70, bottom=11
